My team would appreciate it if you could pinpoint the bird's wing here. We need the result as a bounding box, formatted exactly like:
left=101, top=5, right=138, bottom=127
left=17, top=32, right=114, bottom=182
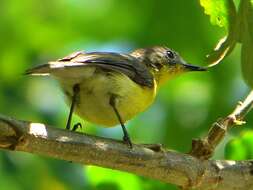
left=25, top=51, right=154, bottom=87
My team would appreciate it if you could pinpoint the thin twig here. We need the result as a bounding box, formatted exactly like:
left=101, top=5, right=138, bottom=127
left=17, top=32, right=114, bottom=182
left=190, top=90, right=253, bottom=160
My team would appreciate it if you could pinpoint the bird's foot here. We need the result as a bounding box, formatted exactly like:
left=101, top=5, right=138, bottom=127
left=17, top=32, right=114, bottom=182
left=123, top=135, right=133, bottom=148
left=71, top=122, right=82, bottom=132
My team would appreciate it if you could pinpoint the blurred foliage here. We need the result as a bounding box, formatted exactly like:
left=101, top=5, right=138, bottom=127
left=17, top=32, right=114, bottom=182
left=0, top=0, right=252, bottom=190
left=202, top=0, right=253, bottom=88
left=225, top=130, right=253, bottom=160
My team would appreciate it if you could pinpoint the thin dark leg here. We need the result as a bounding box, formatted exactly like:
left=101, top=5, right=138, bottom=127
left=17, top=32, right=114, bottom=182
left=66, top=84, right=80, bottom=130
left=72, top=122, right=82, bottom=131
left=109, top=95, right=133, bottom=148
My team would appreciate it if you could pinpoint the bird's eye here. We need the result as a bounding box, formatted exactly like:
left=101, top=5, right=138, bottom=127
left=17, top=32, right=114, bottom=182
left=166, top=50, right=175, bottom=59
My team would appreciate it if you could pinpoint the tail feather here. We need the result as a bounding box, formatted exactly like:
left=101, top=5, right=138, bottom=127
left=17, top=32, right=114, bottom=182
left=25, top=61, right=92, bottom=78
left=25, top=64, right=51, bottom=76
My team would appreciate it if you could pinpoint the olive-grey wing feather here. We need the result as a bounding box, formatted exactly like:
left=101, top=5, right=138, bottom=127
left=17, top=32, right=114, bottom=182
left=26, top=52, right=154, bottom=88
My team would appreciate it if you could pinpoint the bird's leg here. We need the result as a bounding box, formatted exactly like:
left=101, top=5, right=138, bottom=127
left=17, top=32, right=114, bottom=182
left=71, top=122, right=82, bottom=132
left=109, top=95, right=133, bottom=148
left=66, top=84, right=80, bottom=130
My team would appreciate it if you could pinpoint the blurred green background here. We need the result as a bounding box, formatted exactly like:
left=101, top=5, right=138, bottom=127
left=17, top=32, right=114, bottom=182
left=0, top=0, right=252, bottom=190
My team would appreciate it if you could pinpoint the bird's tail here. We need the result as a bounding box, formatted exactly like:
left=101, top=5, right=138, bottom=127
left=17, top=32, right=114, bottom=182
left=25, top=61, right=66, bottom=76
left=25, top=63, right=51, bottom=76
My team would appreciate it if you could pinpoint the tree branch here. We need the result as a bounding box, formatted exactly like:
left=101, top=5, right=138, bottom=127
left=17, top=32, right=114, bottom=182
left=190, top=90, right=253, bottom=160
left=0, top=114, right=253, bottom=190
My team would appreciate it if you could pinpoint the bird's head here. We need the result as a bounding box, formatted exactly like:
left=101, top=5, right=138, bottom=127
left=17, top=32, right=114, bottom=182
left=131, top=46, right=207, bottom=86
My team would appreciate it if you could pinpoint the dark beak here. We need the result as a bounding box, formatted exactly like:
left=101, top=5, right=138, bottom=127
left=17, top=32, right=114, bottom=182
left=182, top=63, right=207, bottom=71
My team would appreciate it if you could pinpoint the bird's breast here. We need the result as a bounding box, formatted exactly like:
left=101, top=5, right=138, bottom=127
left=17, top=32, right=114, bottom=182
left=60, top=71, right=157, bottom=127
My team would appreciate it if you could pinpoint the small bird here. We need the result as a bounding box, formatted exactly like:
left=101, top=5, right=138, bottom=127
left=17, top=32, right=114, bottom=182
left=26, top=46, right=206, bottom=147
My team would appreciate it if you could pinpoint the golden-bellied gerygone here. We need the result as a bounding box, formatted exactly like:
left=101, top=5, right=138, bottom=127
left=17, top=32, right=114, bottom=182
left=26, top=46, right=207, bottom=147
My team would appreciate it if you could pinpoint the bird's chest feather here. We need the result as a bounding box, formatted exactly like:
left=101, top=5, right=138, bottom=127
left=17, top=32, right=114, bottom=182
left=59, top=71, right=156, bottom=126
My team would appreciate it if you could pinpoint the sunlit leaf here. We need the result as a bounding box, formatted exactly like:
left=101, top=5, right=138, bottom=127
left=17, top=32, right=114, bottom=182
left=200, top=0, right=231, bottom=28
left=200, top=0, right=237, bottom=66
left=206, top=34, right=236, bottom=67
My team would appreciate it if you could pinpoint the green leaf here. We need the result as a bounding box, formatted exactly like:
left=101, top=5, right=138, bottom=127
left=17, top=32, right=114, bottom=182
left=200, top=0, right=231, bottom=28
left=240, top=0, right=253, bottom=87
left=241, top=35, right=253, bottom=87
left=200, top=0, right=237, bottom=66
left=206, top=33, right=236, bottom=67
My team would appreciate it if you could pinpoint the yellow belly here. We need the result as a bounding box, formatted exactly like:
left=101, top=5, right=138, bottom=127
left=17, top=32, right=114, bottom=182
left=60, top=71, right=157, bottom=127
